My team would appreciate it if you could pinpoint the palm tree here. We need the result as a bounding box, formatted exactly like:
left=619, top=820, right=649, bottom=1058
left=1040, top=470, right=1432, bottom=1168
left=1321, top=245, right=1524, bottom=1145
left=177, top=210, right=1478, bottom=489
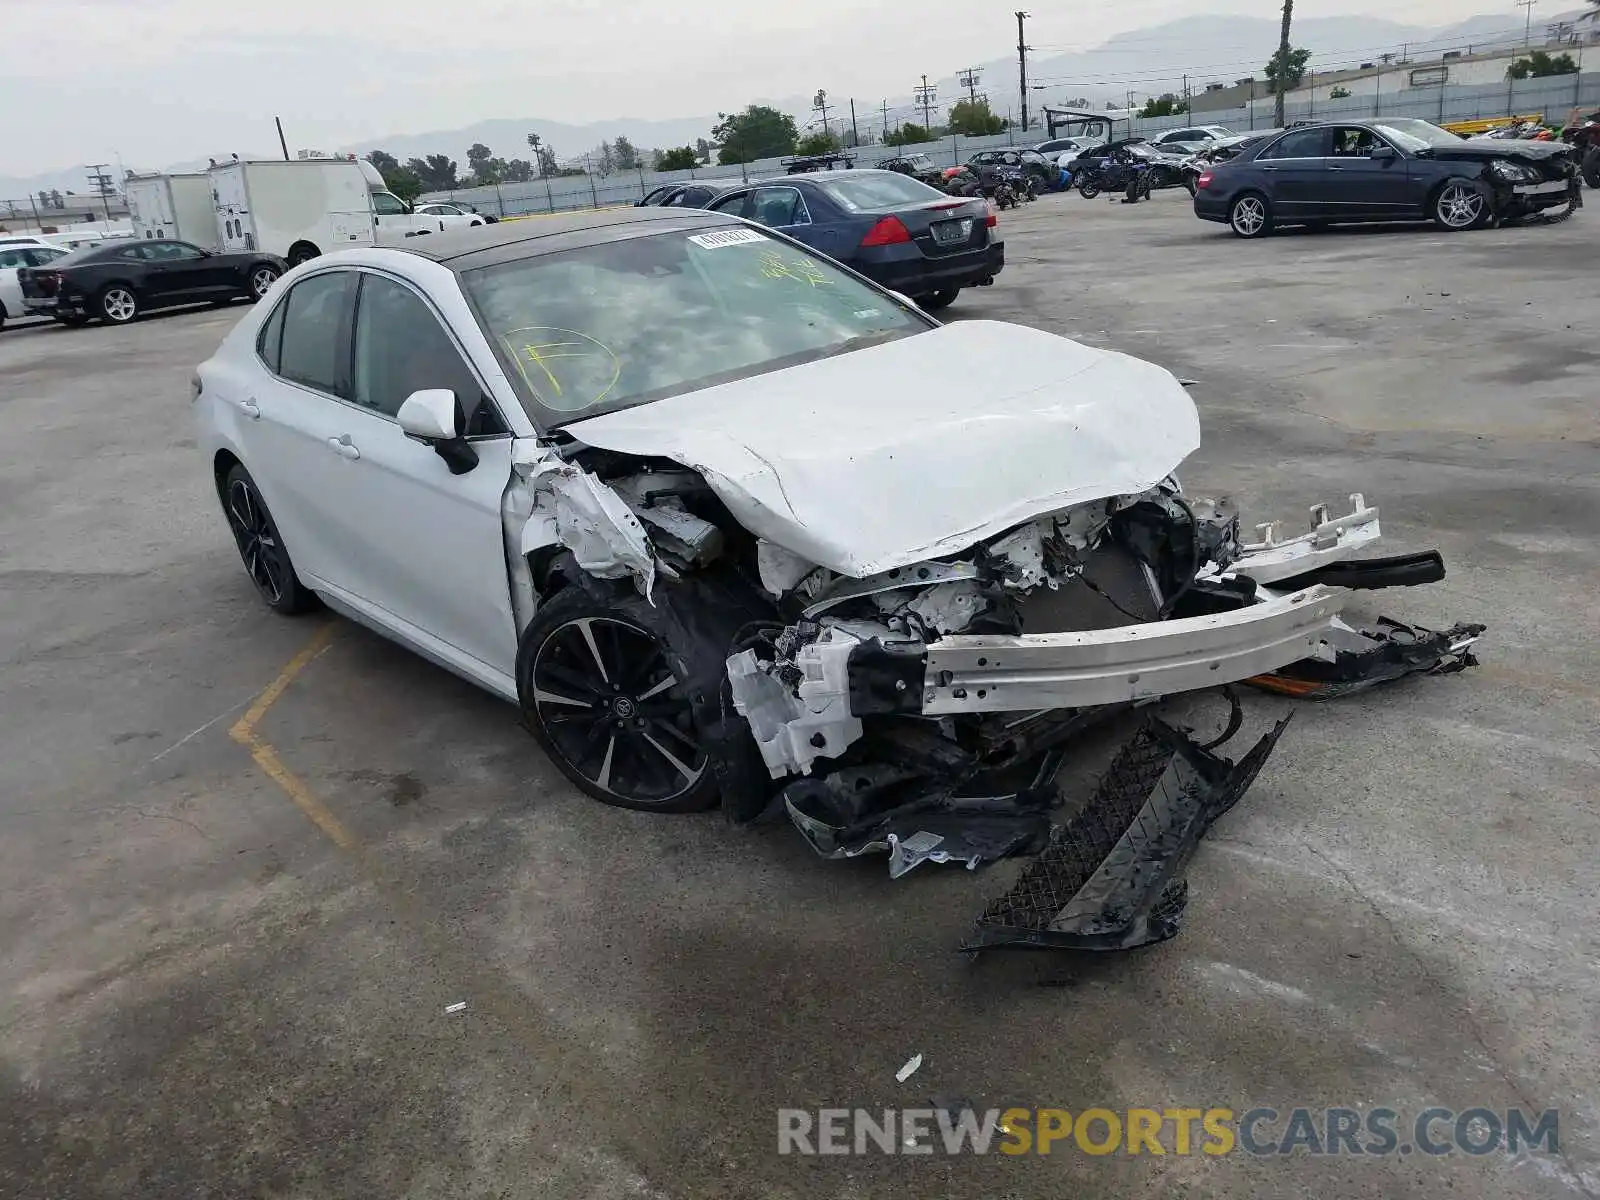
left=527, top=132, right=544, bottom=178
left=1274, top=0, right=1294, bottom=127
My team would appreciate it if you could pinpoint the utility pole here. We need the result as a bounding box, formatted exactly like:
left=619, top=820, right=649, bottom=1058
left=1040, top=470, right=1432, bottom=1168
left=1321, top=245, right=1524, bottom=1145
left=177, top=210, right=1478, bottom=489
left=915, top=74, right=938, bottom=131
left=275, top=116, right=289, bottom=161
left=813, top=89, right=833, bottom=142
left=850, top=98, right=860, bottom=148
left=1273, top=0, right=1294, bottom=128
left=882, top=99, right=892, bottom=144
left=1516, top=0, right=1537, bottom=46
left=959, top=67, right=982, bottom=108
left=85, top=164, right=115, bottom=223
left=1016, top=11, right=1031, bottom=134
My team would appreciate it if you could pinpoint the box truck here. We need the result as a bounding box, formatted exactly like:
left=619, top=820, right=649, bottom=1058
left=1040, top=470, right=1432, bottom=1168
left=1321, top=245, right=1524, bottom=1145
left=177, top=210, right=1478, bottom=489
left=210, top=158, right=487, bottom=266
left=126, top=172, right=219, bottom=248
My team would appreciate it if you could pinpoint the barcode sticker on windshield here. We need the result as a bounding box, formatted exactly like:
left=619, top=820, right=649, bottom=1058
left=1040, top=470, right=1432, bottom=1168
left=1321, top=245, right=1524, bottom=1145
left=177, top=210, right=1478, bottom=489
left=688, top=229, right=767, bottom=249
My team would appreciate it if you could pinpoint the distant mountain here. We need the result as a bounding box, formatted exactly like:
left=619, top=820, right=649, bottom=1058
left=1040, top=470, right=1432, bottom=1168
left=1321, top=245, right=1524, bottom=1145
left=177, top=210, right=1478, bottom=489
left=338, top=115, right=729, bottom=172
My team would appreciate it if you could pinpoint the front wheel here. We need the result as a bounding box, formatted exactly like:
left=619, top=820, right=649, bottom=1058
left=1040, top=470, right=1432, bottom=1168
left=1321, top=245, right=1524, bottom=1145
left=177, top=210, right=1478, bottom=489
left=1078, top=179, right=1101, bottom=199
left=517, top=587, right=720, bottom=813
left=1582, top=147, right=1600, bottom=188
left=1229, top=192, right=1272, bottom=238
left=248, top=264, right=281, bottom=300
left=1432, top=180, right=1488, bottom=231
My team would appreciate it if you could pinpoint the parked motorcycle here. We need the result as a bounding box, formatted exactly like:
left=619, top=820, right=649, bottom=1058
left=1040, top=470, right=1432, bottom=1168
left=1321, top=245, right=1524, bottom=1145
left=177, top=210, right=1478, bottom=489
left=1076, top=152, right=1153, bottom=201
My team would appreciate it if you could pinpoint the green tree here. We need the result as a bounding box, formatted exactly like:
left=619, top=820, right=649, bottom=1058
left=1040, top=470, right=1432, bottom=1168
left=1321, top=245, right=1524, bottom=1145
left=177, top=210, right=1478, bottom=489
left=1264, top=45, right=1312, bottom=93
left=892, top=122, right=934, bottom=145
left=947, top=98, right=1005, bottom=136
left=466, top=142, right=497, bottom=183
left=596, top=140, right=616, bottom=175
left=406, top=155, right=459, bottom=191
left=694, top=137, right=712, bottom=163
left=613, top=136, right=640, bottom=170
left=655, top=146, right=698, bottom=171
left=795, top=130, right=840, bottom=156
left=1507, top=50, right=1578, bottom=79
left=1138, top=94, right=1189, bottom=118
left=366, top=150, right=401, bottom=175
left=713, top=105, right=799, bottom=164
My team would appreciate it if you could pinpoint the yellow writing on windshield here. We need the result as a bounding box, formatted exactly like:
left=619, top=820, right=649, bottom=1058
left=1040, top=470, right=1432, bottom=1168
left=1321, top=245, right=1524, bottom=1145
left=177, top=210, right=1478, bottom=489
left=758, top=252, right=830, bottom=287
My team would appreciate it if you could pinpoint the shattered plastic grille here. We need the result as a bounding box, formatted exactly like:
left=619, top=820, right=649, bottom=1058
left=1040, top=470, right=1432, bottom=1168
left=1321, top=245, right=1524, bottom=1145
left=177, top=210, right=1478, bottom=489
left=976, top=727, right=1172, bottom=932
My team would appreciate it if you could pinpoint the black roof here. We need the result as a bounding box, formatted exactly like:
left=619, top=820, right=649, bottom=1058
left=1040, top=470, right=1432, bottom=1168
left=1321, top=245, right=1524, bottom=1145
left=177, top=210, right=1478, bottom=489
left=398, top=205, right=730, bottom=268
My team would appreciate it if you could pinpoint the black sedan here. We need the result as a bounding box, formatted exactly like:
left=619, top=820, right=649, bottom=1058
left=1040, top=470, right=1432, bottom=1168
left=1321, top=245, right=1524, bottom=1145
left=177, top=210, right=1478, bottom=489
left=1193, top=118, right=1581, bottom=238
left=695, top=169, right=1002, bottom=311
left=637, top=181, right=738, bottom=209
left=20, top=239, right=285, bottom=326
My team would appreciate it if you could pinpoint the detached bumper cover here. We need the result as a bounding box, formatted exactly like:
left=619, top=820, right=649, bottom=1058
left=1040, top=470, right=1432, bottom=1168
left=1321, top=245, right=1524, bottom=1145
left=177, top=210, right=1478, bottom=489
left=966, top=715, right=1292, bottom=952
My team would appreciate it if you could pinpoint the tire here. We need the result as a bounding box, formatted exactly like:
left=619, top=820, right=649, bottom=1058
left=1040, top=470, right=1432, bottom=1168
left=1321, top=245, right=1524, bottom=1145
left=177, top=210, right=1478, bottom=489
left=1183, top=176, right=1198, bottom=198
left=1078, top=179, right=1101, bottom=199
left=1431, top=179, right=1488, bottom=231
left=0, top=303, right=6, bottom=332
left=248, top=263, right=280, bottom=301
left=220, top=464, right=319, bottom=614
left=917, top=288, right=960, bottom=312
left=286, top=242, right=320, bottom=267
left=99, top=285, right=139, bottom=324
left=516, top=586, right=723, bottom=813
left=55, top=312, right=89, bottom=328
left=1228, top=192, right=1272, bottom=239
left=1582, top=147, right=1600, bottom=189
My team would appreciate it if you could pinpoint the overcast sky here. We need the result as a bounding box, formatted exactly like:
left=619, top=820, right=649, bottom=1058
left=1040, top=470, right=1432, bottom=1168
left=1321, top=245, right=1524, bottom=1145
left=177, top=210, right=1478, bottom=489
left=3, top=0, right=1485, bottom=176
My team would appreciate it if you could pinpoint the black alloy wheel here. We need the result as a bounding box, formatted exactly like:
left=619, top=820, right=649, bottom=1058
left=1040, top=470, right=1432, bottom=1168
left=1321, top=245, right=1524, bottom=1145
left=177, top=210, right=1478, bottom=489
left=524, top=605, right=713, bottom=812
left=221, top=464, right=318, bottom=613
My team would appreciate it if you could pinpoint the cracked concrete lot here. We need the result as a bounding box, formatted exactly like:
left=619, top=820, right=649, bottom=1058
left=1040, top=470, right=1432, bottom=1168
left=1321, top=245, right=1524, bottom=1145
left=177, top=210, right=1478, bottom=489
left=2, top=191, right=1597, bottom=1198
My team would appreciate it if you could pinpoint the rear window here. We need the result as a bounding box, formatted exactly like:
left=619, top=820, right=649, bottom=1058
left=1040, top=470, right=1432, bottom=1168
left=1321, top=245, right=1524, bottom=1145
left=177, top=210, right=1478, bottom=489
left=39, top=244, right=112, bottom=268
left=818, top=173, right=944, bottom=212
left=463, top=226, right=928, bottom=428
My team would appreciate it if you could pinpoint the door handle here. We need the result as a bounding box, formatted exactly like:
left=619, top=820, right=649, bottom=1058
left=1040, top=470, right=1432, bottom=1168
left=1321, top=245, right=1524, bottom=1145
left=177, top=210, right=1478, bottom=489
left=1328, top=164, right=1345, bottom=171
left=237, top=398, right=260, bottom=419
left=1260, top=165, right=1279, bottom=172
left=327, top=434, right=361, bottom=461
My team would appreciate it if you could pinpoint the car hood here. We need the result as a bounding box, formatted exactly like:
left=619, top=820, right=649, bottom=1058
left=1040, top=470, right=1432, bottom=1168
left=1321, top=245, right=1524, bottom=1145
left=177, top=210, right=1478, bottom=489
left=561, top=320, right=1201, bottom=578
left=1432, top=138, right=1573, bottom=161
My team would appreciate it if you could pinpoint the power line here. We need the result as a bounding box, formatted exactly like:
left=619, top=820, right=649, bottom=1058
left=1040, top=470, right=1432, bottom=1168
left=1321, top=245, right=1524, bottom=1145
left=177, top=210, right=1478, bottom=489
left=1016, top=11, right=1032, bottom=133
left=958, top=66, right=983, bottom=107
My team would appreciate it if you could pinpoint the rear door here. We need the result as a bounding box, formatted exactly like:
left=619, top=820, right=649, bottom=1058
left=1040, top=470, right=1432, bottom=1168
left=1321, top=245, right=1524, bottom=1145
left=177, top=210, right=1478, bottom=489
left=1252, top=127, right=1334, bottom=217
left=743, top=185, right=831, bottom=251
left=1324, top=126, right=1412, bottom=216
left=240, top=269, right=361, bottom=587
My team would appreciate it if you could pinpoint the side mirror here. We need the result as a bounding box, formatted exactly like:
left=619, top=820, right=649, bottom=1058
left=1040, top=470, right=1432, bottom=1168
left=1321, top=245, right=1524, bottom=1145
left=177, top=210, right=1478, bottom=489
left=398, top=389, right=462, bottom=440
left=1370, top=145, right=1397, bottom=161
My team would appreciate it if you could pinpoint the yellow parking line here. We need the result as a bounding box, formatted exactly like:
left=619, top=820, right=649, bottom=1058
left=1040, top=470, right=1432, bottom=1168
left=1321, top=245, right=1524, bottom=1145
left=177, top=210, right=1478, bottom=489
left=229, top=623, right=357, bottom=851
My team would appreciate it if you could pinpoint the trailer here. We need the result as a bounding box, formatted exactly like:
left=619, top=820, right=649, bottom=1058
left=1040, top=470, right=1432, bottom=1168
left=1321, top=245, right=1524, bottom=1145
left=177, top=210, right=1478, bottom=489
left=210, top=158, right=379, bottom=265
left=126, top=173, right=219, bottom=248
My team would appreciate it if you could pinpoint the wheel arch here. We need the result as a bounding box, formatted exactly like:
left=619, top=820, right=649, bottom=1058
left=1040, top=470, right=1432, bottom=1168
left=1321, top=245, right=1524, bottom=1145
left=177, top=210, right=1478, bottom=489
left=286, top=240, right=321, bottom=265
left=212, top=448, right=243, bottom=507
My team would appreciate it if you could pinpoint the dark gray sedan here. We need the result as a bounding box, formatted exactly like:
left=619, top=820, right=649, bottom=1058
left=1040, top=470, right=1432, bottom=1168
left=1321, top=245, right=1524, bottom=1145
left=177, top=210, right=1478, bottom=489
left=1193, top=118, right=1581, bottom=238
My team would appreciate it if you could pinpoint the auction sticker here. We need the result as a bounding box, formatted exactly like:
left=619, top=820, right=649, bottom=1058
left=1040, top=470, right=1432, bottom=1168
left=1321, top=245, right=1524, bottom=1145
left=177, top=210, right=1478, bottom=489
left=688, top=229, right=768, bottom=249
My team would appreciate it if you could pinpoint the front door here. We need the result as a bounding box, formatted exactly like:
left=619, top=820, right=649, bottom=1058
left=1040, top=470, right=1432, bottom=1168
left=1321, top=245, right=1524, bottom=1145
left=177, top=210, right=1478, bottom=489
left=1325, top=127, right=1413, bottom=216
left=371, top=190, right=418, bottom=240
left=313, top=270, right=519, bottom=677
left=144, top=241, right=227, bottom=301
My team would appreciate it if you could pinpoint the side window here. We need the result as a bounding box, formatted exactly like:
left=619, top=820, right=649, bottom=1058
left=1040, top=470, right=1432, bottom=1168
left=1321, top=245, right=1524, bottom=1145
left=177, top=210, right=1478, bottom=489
left=167, top=243, right=205, bottom=260
left=0, top=249, right=25, bottom=268
left=1331, top=128, right=1379, bottom=156
left=1260, top=129, right=1330, bottom=159
left=278, top=271, right=357, bottom=395
left=750, top=188, right=807, bottom=227
left=119, top=246, right=146, bottom=261
left=372, top=192, right=407, bottom=216
left=257, top=297, right=287, bottom=373
left=352, top=274, right=501, bottom=432
left=709, top=192, right=749, bottom=217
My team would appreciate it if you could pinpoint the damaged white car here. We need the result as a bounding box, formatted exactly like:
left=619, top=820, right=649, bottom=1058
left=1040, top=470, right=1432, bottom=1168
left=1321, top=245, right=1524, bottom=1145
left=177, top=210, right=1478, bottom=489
left=196, top=207, right=1481, bottom=951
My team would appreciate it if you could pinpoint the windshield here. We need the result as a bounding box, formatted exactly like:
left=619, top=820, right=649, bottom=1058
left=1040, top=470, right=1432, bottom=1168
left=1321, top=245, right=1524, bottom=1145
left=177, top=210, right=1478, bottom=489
left=464, top=226, right=928, bottom=427
left=821, top=173, right=943, bottom=211
left=1372, top=119, right=1465, bottom=150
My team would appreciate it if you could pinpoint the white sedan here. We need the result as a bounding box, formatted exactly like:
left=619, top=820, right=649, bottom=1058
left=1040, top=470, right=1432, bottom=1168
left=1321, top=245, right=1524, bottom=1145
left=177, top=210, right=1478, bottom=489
left=195, top=208, right=1474, bottom=825
left=413, top=202, right=488, bottom=228
left=0, top=242, right=68, bottom=329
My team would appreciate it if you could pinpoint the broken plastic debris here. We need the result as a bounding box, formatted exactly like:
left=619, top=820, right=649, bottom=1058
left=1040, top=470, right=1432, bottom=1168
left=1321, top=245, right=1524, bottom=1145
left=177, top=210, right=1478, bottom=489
left=444, top=1001, right=467, bottom=1014
left=896, top=1054, right=924, bottom=1083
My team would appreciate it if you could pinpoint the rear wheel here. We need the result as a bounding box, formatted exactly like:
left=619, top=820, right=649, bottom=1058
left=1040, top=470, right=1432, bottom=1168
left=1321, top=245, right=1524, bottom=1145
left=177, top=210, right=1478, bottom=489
left=1431, top=180, right=1488, bottom=231
left=286, top=241, right=320, bottom=267
left=1582, top=147, right=1600, bottom=189
left=917, top=288, right=960, bottom=312
left=1078, top=178, right=1101, bottom=199
left=220, top=464, right=319, bottom=613
left=1228, top=192, right=1272, bottom=238
left=99, top=285, right=139, bottom=324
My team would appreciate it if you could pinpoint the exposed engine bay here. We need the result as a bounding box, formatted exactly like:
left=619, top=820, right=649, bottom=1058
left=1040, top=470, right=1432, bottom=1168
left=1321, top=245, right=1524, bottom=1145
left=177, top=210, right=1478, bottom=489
left=508, top=437, right=1483, bottom=953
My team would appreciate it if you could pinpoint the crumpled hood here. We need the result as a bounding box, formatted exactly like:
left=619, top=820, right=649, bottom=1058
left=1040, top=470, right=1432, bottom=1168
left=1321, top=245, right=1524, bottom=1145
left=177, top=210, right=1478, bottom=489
left=562, top=320, right=1200, bottom=578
